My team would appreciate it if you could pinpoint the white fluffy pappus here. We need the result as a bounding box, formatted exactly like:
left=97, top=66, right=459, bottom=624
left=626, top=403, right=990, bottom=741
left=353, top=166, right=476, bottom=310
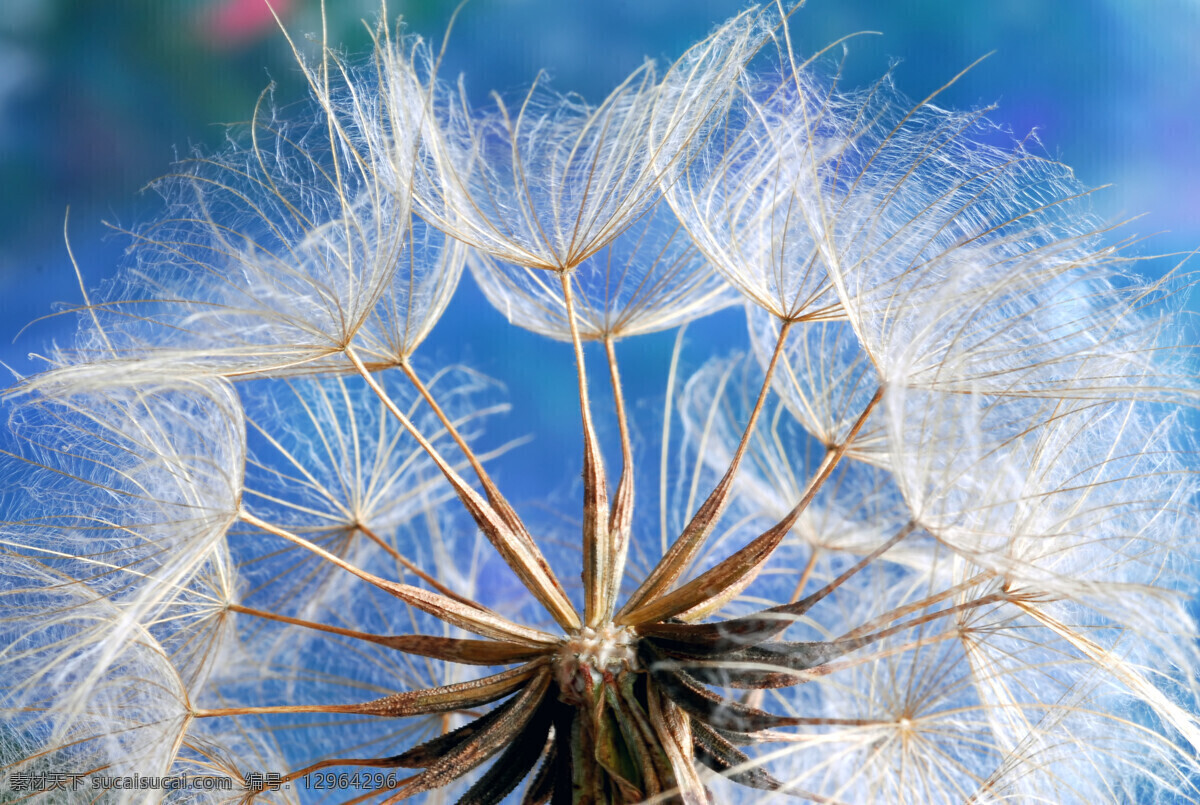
left=2, top=2, right=1198, bottom=802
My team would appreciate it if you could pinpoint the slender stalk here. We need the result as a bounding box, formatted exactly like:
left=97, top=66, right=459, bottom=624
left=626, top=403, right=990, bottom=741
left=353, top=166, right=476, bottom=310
left=637, top=519, right=917, bottom=647
left=227, top=602, right=406, bottom=647
left=345, top=346, right=580, bottom=631
left=604, top=336, right=634, bottom=621
left=399, top=360, right=540, bottom=557
left=660, top=323, right=689, bottom=555
left=679, top=596, right=1008, bottom=690
left=559, top=271, right=611, bottom=627
left=836, top=572, right=996, bottom=641
left=355, top=521, right=476, bottom=606
left=620, top=386, right=883, bottom=625
left=770, top=385, right=884, bottom=528
left=834, top=593, right=1009, bottom=652
left=790, top=549, right=820, bottom=602
left=619, top=319, right=794, bottom=618
left=240, top=509, right=558, bottom=645
left=192, top=662, right=545, bottom=719
left=227, top=603, right=547, bottom=664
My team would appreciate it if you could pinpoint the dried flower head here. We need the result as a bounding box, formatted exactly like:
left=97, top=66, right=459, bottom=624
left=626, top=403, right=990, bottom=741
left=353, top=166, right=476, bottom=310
left=3, top=3, right=1199, bottom=804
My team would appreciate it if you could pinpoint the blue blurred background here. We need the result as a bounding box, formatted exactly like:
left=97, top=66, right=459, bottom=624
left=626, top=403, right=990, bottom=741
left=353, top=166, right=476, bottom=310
left=2, top=0, right=1197, bottom=508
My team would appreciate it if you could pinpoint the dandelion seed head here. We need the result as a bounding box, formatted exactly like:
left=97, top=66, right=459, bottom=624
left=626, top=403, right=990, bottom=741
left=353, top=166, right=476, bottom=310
left=4, top=2, right=1199, bottom=802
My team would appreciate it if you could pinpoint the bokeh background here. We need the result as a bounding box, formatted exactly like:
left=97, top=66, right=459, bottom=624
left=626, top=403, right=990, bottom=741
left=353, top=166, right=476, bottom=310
left=2, top=0, right=1198, bottom=507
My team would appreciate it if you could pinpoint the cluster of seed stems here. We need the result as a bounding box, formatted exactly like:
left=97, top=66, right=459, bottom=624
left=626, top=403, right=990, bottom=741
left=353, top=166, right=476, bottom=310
left=3, top=2, right=1199, bottom=803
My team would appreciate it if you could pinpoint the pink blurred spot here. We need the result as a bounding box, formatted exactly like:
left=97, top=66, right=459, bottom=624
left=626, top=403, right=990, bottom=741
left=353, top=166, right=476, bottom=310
left=202, top=0, right=293, bottom=48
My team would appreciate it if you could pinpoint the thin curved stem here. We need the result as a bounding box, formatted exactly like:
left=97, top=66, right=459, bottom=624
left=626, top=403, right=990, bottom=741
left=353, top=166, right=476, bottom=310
left=227, top=604, right=547, bottom=665
left=240, top=509, right=558, bottom=646
left=355, top=521, right=477, bottom=606
left=604, top=336, right=634, bottom=621
left=619, top=319, right=795, bottom=618
left=620, top=385, right=883, bottom=626
left=345, top=347, right=580, bottom=631
left=399, top=361, right=540, bottom=559
left=559, top=271, right=611, bottom=628
left=193, top=661, right=547, bottom=719
left=660, top=323, right=689, bottom=556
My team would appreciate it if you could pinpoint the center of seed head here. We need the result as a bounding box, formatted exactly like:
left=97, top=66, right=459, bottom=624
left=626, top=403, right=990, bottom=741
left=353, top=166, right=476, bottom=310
left=555, top=624, right=638, bottom=705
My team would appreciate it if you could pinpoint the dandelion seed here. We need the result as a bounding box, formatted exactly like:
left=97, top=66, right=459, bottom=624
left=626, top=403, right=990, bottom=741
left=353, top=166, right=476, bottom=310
left=414, top=7, right=768, bottom=275
left=3, top=2, right=1199, bottom=803
left=468, top=198, right=739, bottom=342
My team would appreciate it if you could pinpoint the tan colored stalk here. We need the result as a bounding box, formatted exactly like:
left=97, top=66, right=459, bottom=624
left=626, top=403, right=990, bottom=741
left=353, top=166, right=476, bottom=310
left=345, top=345, right=580, bottom=631
left=399, top=360, right=541, bottom=558
left=226, top=603, right=546, bottom=664
left=193, top=661, right=546, bottom=719
left=660, top=323, right=689, bottom=555
left=619, top=319, right=795, bottom=618
left=354, top=521, right=480, bottom=607
left=604, top=336, right=635, bottom=620
left=620, top=385, right=883, bottom=625
left=240, top=509, right=557, bottom=646
left=790, top=549, right=821, bottom=602
left=559, top=271, right=612, bottom=627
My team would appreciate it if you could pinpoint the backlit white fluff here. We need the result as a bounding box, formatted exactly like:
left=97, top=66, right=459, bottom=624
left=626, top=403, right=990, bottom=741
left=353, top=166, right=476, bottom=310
left=21, top=35, right=428, bottom=391
left=0, top=566, right=197, bottom=803
left=469, top=198, right=738, bottom=341
left=234, top=368, right=507, bottom=620
left=1, top=380, right=244, bottom=646
left=2, top=2, right=1198, bottom=803
left=416, top=10, right=769, bottom=274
